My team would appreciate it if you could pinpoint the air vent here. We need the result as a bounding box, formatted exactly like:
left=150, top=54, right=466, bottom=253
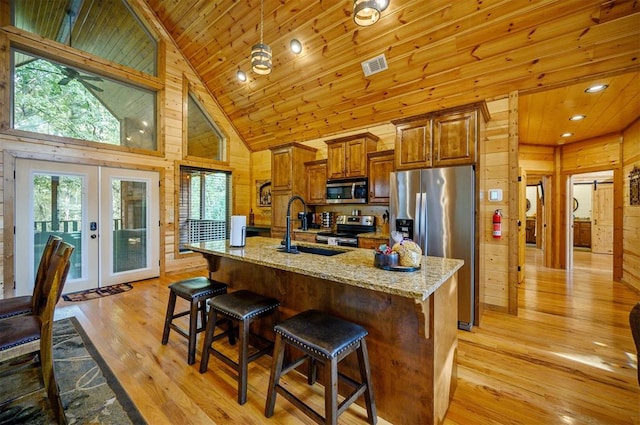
left=361, top=54, right=388, bottom=77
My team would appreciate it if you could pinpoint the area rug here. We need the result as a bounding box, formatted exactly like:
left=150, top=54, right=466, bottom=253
left=0, top=317, right=146, bottom=424
left=62, top=283, right=133, bottom=302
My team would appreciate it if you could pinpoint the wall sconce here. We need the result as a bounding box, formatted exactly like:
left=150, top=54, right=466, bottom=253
left=353, top=0, right=390, bottom=26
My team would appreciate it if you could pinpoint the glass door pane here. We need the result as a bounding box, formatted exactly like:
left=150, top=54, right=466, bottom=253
left=100, top=168, right=159, bottom=286
left=16, top=160, right=99, bottom=296
left=112, top=180, right=148, bottom=273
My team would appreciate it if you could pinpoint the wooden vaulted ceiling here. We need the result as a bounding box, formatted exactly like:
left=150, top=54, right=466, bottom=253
left=146, top=0, right=640, bottom=152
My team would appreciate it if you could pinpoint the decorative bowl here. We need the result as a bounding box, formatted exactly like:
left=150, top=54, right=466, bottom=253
left=374, top=252, right=399, bottom=268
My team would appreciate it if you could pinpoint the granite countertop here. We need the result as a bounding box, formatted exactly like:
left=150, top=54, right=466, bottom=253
left=187, top=237, right=463, bottom=302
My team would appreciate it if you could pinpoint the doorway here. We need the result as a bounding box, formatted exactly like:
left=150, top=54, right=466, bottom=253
left=567, top=171, right=614, bottom=271
left=15, top=159, right=160, bottom=295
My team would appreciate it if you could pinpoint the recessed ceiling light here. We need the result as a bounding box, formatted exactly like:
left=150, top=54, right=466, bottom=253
left=561, top=132, right=573, bottom=138
left=236, top=70, right=247, bottom=82
left=585, top=84, right=608, bottom=93
left=569, top=114, right=586, bottom=121
left=290, top=39, right=302, bottom=54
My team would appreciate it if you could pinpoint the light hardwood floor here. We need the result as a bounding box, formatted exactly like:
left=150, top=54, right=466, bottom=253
left=54, top=248, right=640, bottom=424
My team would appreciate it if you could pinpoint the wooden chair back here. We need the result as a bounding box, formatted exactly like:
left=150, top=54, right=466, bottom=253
left=31, top=235, right=63, bottom=311
left=35, top=241, right=74, bottom=317
left=0, top=241, right=73, bottom=424
left=37, top=241, right=74, bottom=425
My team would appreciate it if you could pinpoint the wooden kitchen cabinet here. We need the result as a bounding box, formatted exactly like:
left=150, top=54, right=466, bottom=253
left=392, top=117, right=432, bottom=170
left=292, top=231, right=318, bottom=243
left=325, top=133, right=378, bottom=179
left=367, top=150, right=394, bottom=204
left=573, top=220, right=591, bottom=248
left=433, top=109, right=477, bottom=166
left=305, top=159, right=327, bottom=205
left=270, top=143, right=317, bottom=238
left=392, top=102, right=488, bottom=170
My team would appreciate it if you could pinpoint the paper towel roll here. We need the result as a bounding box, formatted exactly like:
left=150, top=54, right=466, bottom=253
left=230, top=215, right=247, bottom=247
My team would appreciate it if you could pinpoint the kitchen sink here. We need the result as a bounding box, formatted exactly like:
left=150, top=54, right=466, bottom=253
left=278, top=245, right=346, bottom=256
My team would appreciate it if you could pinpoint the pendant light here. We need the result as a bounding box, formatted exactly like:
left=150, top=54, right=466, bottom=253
left=251, top=0, right=272, bottom=75
left=353, top=0, right=390, bottom=27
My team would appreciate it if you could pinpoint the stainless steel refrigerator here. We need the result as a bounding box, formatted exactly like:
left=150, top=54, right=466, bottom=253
left=389, top=165, right=476, bottom=330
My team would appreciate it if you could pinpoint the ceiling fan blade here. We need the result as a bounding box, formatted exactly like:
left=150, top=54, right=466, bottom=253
left=80, top=75, right=103, bottom=82
left=58, top=77, right=71, bottom=85
left=82, top=80, right=104, bottom=92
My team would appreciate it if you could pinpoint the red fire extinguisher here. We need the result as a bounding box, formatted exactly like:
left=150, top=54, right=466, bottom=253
left=493, top=209, right=503, bottom=238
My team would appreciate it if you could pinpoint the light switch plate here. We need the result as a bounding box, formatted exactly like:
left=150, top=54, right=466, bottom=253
left=488, top=189, right=502, bottom=201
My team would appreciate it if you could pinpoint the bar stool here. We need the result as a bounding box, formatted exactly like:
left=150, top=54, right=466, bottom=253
left=161, top=276, right=228, bottom=365
left=265, top=309, right=376, bottom=425
left=199, top=289, right=280, bottom=405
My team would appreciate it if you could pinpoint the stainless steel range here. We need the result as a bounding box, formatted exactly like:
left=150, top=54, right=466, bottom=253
left=316, top=215, right=375, bottom=247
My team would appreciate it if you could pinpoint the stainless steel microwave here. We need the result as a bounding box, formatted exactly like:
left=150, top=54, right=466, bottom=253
left=326, top=178, right=368, bottom=204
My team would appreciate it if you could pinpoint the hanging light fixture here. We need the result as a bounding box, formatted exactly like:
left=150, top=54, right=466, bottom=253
left=353, top=0, right=390, bottom=27
left=251, top=0, right=272, bottom=75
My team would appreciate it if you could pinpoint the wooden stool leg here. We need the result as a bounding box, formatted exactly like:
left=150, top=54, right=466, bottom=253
left=199, top=308, right=218, bottom=373
left=358, top=339, right=377, bottom=425
left=325, top=357, right=339, bottom=425
left=265, top=333, right=285, bottom=418
left=238, top=318, right=250, bottom=405
left=187, top=298, right=200, bottom=365
left=198, top=298, right=208, bottom=331
left=308, top=357, right=317, bottom=385
left=161, top=291, right=177, bottom=345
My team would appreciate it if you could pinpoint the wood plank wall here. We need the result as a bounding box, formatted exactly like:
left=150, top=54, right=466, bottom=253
left=479, top=97, right=511, bottom=312
left=622, top=118, right=640, bottom=291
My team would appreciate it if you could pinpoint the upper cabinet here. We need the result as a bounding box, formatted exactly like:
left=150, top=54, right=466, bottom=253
left=393, top=102, right=489, bottom=170
left=305, top=159, right=327, bottom=205
left=433, top=109, right=477, bottom=166
left=393, top=118, right=432, bottom=170
left=270, top=143, right=317, bottom=192
left=367, top=150, right=394, bottom=204
left=325, top=133, right=379, bottom=179
left=270, top=143, right=317, bottom=239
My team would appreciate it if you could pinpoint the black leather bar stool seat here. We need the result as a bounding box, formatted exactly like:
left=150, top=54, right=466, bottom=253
left=265, top=309, right=377, bottom=425
left=199, top=289, right=280, bottom=405
left=161, top=277, right=228, bottom=365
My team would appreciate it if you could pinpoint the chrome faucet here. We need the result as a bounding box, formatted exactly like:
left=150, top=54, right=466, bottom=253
left=283, top=195, right=306, bottom=253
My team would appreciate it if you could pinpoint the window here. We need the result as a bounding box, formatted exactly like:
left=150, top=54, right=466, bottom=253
left=179, top=166, right=232, bottom=252
left=11, top=0, right=157, bottom=76
left=187, top=92, right=226, bottom=161
left=12, top=49, right=156, bottom=149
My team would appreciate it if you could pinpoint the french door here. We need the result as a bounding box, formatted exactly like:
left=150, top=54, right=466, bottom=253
left=15, top=160, right=160, bottom=295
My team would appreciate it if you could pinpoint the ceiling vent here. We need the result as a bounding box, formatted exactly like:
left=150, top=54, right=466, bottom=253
left=361, top=54, right=388, bottom=77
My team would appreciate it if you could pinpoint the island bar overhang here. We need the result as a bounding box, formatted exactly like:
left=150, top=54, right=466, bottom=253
left=187, top=237, right=462, bottom=425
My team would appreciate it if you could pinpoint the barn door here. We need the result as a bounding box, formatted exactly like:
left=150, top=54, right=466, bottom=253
left=592, top=183, right=613, bottom=254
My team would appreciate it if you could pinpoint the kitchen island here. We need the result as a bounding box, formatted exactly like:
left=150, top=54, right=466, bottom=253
left=186, top=237, right=462, bottom=425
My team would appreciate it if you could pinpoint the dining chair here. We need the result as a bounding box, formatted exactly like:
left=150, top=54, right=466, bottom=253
left=0, top=241, right=74, bottom=424
left=0, top=234, right=62, bottom=320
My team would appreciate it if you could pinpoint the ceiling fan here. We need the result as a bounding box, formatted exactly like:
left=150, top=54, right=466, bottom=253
left=58, top=66, right=104, bottom=92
